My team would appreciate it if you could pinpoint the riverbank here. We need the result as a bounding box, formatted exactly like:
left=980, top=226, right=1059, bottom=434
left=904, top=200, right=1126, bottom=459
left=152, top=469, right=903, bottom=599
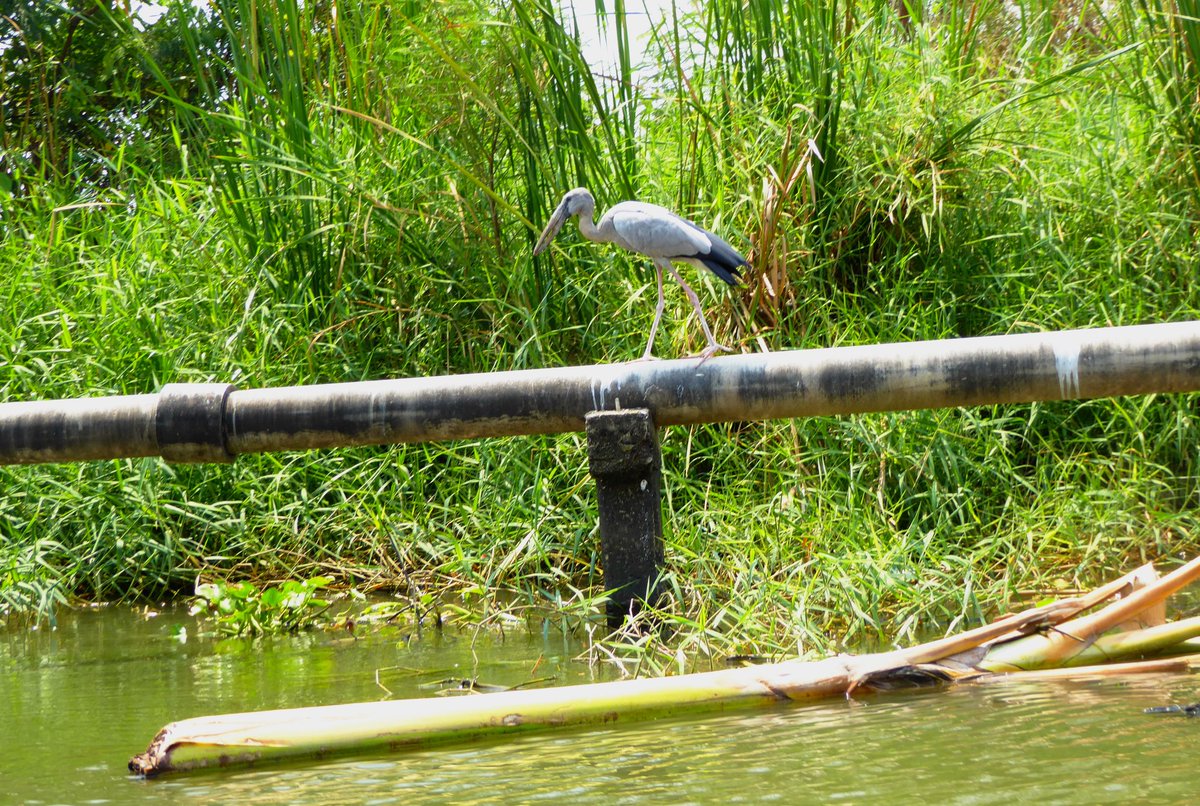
left=2, top=0, right=1198, bottom=656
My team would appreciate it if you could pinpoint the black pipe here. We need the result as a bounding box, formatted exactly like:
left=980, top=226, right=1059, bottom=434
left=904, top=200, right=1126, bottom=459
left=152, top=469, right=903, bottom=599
left=1, top=321, right=1199, bottom=465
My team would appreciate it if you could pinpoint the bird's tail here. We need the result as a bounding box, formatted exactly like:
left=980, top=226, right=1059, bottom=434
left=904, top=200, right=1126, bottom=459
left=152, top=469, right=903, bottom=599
left=698, top=234, right=749, bottom=286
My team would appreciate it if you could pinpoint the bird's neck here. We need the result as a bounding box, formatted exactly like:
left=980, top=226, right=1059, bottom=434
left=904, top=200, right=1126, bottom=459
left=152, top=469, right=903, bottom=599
left=576, top=210, right=605, bottom=243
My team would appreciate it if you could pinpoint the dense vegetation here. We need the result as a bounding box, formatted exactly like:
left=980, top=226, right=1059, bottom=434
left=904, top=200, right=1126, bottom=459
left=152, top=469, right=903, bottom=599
left=2, top=0, right=1198, bottom=658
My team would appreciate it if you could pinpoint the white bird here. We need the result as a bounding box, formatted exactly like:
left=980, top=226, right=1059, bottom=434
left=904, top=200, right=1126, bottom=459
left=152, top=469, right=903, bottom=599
left=532, top=187, right=748, bottom=361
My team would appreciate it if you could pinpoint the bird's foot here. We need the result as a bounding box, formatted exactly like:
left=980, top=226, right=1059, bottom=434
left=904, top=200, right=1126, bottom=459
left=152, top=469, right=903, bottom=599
left=692, top=342, right=734, bottom=367
left=632, top=350, right=662, bottom=363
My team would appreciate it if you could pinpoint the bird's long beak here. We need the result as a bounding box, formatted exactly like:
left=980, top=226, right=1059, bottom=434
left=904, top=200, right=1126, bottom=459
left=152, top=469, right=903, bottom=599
left=532, top=199, right=570, bottom=256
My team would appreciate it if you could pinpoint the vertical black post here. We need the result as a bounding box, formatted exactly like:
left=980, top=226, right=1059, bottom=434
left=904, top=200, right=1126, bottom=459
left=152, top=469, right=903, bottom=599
left=585, top=408, right=664, bottom=628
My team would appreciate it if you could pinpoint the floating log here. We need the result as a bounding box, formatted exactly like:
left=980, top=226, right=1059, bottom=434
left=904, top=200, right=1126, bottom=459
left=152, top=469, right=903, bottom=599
left=130, top=554, right=1200, bottom=776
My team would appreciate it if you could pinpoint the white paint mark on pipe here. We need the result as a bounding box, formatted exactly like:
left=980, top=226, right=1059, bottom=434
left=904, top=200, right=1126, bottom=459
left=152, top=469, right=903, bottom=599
left=590, top=368, right=623, bottom=412
left=1053, top=340, right=1082, bottom=398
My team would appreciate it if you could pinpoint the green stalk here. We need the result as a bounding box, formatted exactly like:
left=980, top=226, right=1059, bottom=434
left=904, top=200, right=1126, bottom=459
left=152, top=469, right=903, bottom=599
left=130, top=654, right=861, bottom=775
left=1061, top=616, right=1200, bottom=667
left=980, top=553, right=1200, bottom=671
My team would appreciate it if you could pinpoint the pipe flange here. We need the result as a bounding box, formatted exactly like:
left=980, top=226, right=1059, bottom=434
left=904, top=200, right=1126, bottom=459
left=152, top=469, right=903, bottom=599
left=156, top=383, right=237, bottom=464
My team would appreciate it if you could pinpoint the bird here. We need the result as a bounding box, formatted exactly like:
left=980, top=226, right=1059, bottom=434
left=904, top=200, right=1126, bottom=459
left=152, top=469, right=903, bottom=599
left=532, top=187, right=748, bottom=362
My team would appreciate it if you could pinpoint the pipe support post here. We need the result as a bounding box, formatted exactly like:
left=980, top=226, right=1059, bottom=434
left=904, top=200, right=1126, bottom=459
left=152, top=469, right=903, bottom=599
left=585, top=409, right=665, bottom=627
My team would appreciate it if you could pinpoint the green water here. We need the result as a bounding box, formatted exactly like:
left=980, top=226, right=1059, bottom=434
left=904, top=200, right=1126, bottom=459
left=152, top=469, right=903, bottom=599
left=4, top=606, right=1199, bottom=804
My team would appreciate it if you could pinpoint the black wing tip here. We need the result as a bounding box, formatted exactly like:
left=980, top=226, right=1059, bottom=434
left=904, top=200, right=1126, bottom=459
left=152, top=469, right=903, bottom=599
left=699, top=252, right=750, bottom=287
left=709, top=263, right=745, bottom=286
left=701, top=228, right=750, bottom=286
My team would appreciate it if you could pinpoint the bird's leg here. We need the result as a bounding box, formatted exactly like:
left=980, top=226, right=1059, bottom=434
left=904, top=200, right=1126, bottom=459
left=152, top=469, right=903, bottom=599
left=637, top=261, right=667, bottom=361
left=664, top=263, right=732, bottom=362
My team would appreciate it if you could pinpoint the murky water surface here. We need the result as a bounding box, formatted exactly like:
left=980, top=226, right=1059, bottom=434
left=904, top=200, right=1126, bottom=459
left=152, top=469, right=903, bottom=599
left=4, top=605, right=1199, bottom=804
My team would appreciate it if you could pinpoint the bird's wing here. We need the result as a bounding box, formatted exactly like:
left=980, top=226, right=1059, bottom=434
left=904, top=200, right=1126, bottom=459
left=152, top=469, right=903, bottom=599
left=607, top=203, right=713, bottom=259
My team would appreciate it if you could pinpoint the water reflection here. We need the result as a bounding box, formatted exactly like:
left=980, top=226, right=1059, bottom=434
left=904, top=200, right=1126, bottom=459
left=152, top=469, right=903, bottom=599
left=4, top=606, right=1200, bottom=804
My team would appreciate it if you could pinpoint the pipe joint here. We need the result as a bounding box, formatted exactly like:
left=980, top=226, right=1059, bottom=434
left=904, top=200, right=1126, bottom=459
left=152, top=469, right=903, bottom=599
left=156, top=383, right=238, bottom=464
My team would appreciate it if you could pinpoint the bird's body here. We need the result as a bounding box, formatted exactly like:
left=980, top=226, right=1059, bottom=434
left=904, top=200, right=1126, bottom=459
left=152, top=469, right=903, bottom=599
left=533, top=188, right=748, bottom=361
left=587, top=201, right=747, bottom=286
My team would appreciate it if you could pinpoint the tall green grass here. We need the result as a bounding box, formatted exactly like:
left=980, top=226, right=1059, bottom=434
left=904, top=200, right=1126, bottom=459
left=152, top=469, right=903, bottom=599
left=1105, top=0, right=1200, bottom=196
left=1, top=0, right=1199, bottom=659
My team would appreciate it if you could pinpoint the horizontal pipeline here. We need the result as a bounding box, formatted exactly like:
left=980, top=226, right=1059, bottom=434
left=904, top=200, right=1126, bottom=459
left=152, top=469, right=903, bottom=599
left=1, top=321, right=1199, bottom=465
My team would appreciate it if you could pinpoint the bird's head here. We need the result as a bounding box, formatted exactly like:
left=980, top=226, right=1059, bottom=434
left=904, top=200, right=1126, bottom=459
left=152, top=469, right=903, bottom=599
left=533, top=187, right=595, bottom=256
